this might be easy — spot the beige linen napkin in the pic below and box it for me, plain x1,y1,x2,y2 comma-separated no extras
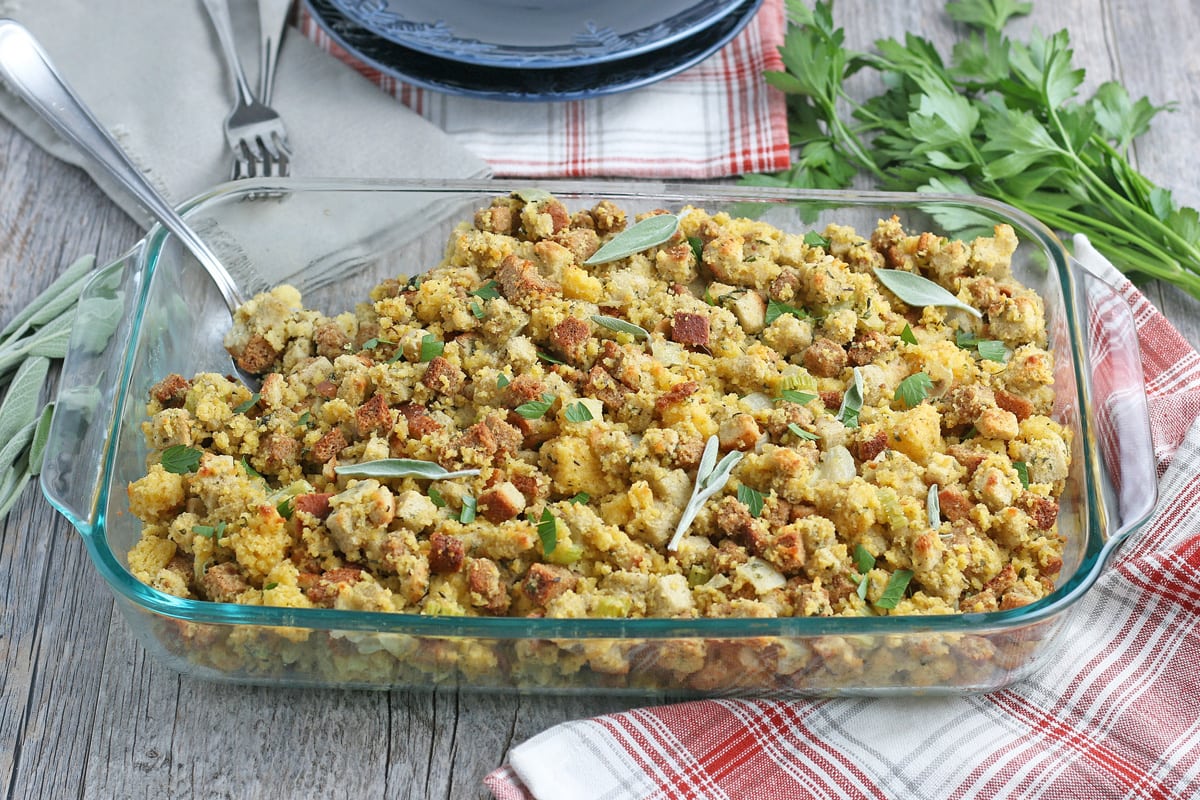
0,0,489,227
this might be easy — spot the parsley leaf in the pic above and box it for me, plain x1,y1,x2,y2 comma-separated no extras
428,487,446,508
976,340,1008,362
161,445,201,474
459,495,477,524
564,401,594,423
536,508,558,555
241,456,262,479
803,231,831,248
568,492,590,504
765,299,809,326
469,301,485,319
854,544,875,574
470,280,501,300
900,324,919,345
1014,460,1030,489
419,334,444,363
496,373,511,389
875,569,914,609
233,393,260,414
737,484,764,517
894,372,933,409
515,392,556,420
836,367,864,429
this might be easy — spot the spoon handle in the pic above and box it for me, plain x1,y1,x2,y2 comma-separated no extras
0,20,245,312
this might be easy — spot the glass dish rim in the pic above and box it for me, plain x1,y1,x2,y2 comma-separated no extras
65,177,1132,641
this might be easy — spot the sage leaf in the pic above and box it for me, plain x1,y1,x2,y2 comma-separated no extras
459,495,478,524
590,314,649,340
873,268,983,319
515,188,552,203
28,403,53,476
667,436,745,551
0,418,36,475
0,356,49,447
0,254,94,342
927,484,941,529
584,214,679,265
0,469,31,521
787,422,819,440
334,458,481,480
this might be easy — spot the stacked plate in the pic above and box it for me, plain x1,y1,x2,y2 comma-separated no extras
305,0,764,101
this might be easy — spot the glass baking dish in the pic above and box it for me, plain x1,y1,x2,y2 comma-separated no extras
41,179,1156,696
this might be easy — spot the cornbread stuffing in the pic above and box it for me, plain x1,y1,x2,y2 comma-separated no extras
127,193,1072,687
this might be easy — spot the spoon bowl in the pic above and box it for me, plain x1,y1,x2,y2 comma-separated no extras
0,20,256,379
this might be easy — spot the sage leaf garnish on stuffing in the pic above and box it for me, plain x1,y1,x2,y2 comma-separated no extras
787,422,819,441
667,436,745,551
590,314,649,340
900,324,919,345
584,214,679,265
873,268,983,319
778,389,817,405
334,458,481,480
459,495,478,524
927,484,941,529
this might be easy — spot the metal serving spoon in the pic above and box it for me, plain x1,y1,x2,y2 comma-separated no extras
0,20,246,316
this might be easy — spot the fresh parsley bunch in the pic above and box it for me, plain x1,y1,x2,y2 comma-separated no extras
751,0,1200,298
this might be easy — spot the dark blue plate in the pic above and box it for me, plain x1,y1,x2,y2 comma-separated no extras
305,0,763,102
329,0,745,68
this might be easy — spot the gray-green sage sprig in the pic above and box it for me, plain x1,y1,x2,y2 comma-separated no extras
666,436,744,552
0,254,97,520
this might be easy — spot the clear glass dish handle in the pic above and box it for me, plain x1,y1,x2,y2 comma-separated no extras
1071,255,1158,559
40,250,143,533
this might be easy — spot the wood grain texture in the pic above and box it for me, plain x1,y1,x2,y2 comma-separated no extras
1,3,1198,798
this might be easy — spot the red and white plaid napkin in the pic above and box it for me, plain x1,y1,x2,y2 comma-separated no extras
484,238,1200,800
298,0,790,179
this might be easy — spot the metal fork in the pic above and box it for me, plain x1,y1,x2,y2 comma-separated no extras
201,0,292,179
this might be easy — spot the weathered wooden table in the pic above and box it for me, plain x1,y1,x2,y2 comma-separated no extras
2,2,1198,797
